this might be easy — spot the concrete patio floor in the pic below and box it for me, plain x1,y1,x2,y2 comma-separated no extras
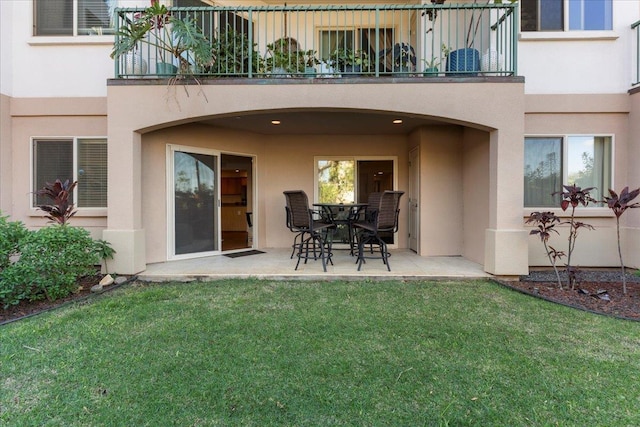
137,248,492,282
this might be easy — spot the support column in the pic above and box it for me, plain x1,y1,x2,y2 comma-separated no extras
102,114,146,274
483,125,529,276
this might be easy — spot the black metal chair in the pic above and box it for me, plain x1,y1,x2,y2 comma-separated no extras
353,190,404,271
283,190,335,271
348,192,382,255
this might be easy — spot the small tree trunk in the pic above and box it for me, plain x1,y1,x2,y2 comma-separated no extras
544,241,563,290
616,216,627,294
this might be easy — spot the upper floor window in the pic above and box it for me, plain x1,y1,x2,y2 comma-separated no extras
524,135,612,208
521,0,612,32
34,0,116,36
33,138,108,208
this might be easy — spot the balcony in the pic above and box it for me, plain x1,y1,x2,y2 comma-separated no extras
112,3,517,80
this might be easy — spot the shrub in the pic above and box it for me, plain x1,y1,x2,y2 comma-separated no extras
1,225,100,305
0,213,28,271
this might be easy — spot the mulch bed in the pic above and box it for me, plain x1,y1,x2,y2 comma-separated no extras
0,274,133,325
500,268,640,321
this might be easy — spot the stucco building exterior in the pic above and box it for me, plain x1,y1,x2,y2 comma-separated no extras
1,0,639,276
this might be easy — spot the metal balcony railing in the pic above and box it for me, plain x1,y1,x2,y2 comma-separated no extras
633,19,640,87
112,3,518,79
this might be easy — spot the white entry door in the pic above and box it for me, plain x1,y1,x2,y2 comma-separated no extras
408,148,419,253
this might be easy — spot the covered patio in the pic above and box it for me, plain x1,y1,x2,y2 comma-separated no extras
137,249,490,282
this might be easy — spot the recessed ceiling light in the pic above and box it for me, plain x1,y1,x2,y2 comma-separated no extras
271,120,281,125
393,119,403,124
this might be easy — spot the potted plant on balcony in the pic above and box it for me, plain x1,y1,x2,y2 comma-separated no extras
302,49,321,77
391,42,416,74
110,1,213,77
329,48,372,77
265,37,303,77
210,26,263,76
422,57,440,75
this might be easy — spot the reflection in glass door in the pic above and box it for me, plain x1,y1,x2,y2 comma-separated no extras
172,149,218,256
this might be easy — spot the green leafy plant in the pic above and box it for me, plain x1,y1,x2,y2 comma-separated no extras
4,226,100,304
329,48,372,73
210,26,263,76
526,211,565,289
36,179,78,225
554,184,596,289
94,239,117,275
0,213,28,271
265,38,304,74
110,1,213,75
603,186,640,294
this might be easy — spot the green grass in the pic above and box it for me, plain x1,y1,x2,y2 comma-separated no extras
2,279,640,426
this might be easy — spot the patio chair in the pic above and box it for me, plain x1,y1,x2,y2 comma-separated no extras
348,192,382,255
353,190,404,271
283,190,335,271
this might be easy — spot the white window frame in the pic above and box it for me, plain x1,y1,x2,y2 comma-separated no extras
523,134,615,216
32,0,116,38
30,137,108,216
313,155,398,203
520,0,616,41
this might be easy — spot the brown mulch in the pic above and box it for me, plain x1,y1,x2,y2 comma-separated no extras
0,274,133,325
500,268,640,321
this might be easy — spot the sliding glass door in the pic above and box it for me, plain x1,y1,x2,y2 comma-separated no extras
169,146,219,258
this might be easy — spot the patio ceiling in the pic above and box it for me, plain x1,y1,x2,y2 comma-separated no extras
201,111,443,135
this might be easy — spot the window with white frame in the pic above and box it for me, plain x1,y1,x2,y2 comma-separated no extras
521,0,612,32
33,138,108,208
34,0,116,36
524,135,612,208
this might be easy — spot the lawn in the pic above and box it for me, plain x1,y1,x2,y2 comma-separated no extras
1,279,639,426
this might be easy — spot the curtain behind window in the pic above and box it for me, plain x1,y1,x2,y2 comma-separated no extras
34,140,73,206
524,137,562,207
77,139,108,207
35,0,73,36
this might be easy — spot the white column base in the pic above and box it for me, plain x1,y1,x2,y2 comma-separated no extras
102,229,146,275
484,228,529,276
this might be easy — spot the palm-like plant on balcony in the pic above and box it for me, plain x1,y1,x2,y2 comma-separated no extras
110,1,213,77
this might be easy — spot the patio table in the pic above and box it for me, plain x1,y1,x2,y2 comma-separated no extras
313,203,367,255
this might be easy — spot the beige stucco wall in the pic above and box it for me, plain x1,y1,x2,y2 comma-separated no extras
418,126,463,256
627,90,640,269
6,97,108,237
462,127,490,265
0,94,11,216
524,94,632,267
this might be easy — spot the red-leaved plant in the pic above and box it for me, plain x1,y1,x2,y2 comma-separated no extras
36,179,78,225
603,186,640,294
526,211,565,289
554,184,596,289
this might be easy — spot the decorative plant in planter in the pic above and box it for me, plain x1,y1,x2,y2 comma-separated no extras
110,1,213,77
422,57,440,75
265,38,304,76
301,49,321,76
391,42,416,73
329,48,372,75
210,26,262,76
